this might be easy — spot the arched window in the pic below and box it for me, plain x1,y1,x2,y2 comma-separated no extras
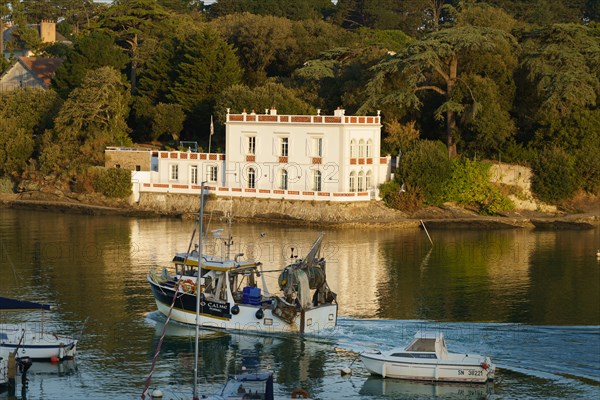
358,171,365,191
366,139,373,157
248,168,256,189
280,169,288,190
350,139,357,158
358,139,365,157
366,170,372,189
349,171,356,192
313,170,322,192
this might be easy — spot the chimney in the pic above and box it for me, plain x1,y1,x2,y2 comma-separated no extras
333,107,345,117
39,20,56,43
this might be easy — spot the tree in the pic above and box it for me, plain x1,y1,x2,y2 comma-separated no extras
168,27,242,115
0,88,62,135
397,140,453,206
40,67,132,176
0,117,35,176
158,0,203,13
214,81,313,121
383,120,420,156
100,0,168,93
486,0,591,25
531,146,579,203
333,0,457,36
457,2,518,32
52,31,129,97
151,102,184,141
208,0,334,21
360,25,517,158
21,0,62,22
211,13,294,86
518,24,599,135
60,0,102,34
0,1,10,67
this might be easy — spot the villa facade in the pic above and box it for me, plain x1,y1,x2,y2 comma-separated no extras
106,109,391,202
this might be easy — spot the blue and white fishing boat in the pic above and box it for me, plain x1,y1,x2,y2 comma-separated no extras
0,297,78,360
147,187,338,335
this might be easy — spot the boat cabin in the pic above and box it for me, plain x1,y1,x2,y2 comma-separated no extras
219,372,274,400
393,332,449,360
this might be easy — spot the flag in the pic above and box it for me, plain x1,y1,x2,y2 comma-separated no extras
210,115,214,136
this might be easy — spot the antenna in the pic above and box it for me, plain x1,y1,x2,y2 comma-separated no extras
224,212,233,260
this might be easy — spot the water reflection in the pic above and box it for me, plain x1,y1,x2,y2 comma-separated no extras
147,316,332,397
359,376,494,399
0,209,598,399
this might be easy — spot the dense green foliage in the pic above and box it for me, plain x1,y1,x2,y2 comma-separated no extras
397,140,453,206
383,148,514,214
531,147,579,203
52,32,129,97
40,67,132,176
0,117,35,176
91,167,132,198
0,0,597,206
444,158,514,214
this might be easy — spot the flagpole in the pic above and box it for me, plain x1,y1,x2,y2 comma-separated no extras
208,115,214,155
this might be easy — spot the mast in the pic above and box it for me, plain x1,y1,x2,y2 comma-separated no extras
193,181,206,400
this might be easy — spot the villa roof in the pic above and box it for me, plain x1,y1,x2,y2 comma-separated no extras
18,56,63,87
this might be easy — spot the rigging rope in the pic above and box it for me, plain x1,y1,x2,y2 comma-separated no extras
141,222,199,399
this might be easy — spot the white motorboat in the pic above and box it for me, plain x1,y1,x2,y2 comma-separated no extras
0,297,78,360
0,349,7,387
360,332,495,383
0,324,77,360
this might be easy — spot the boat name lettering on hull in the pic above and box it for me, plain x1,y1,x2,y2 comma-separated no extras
201,301,230,319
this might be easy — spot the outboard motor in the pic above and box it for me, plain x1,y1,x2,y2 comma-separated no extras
16,356,32,386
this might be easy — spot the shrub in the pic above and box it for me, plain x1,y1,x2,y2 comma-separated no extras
531,146,578,203
445,158,514,215
574,133,600,195
0,176,14,193
379,180,424,211
93,167,132,198
397,140,452,206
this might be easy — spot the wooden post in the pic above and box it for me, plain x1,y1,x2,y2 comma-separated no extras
7,351,16,385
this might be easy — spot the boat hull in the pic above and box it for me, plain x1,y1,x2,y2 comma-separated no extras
149,279,337,335
360,354,494,383
0,352,7,387
0,325,77,360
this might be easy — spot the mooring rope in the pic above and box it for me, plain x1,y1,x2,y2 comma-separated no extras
141,222,199,399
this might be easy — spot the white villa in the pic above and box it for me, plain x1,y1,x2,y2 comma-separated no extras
106,108,391,202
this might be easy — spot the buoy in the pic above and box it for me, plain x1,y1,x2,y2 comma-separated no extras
291,387,310,398
151,389,163,399
341,367,352,376
50,356,60,364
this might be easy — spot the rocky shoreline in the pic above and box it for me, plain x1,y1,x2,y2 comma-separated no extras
1,191,598,230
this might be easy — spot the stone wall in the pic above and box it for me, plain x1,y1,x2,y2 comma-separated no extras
489,162,556,212
137,192,412,226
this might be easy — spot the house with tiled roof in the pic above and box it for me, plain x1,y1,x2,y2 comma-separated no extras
0,56,63,91
2,20,69,60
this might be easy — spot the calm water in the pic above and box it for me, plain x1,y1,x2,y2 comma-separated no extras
0,209,599,399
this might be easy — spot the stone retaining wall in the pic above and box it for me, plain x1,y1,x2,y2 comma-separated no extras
137,192,410,226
